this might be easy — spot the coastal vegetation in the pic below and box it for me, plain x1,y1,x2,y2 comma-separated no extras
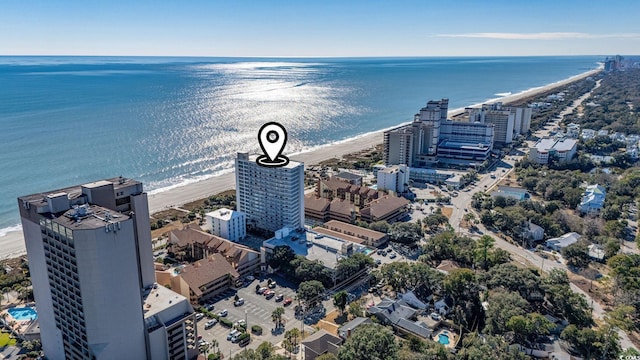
564,69,640,133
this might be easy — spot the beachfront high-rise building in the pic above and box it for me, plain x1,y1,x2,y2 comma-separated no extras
18,177,197,360
384,98,495,168
466,102,532,144
235,153,305,233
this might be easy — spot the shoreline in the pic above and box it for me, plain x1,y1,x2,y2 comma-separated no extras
0,66,602,259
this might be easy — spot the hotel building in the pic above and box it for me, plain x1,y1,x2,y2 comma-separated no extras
384,99,495,168
466,102,532,144
18,177,197,360
235,152,305,233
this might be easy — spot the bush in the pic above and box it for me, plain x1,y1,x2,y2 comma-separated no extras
220,318,233,328
251,325,263,335
208,353,222,360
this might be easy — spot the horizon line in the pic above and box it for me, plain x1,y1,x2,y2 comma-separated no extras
0,53,627,59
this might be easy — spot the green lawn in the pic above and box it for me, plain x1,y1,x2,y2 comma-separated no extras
0,332,17,347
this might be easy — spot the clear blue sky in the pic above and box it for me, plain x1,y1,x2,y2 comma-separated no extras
2,0,639,57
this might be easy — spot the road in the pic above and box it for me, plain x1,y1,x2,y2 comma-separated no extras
445,78,636,351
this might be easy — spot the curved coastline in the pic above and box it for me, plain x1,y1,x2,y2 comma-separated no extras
0,66,602,259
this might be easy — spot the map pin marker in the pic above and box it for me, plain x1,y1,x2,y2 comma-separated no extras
257,122,289,167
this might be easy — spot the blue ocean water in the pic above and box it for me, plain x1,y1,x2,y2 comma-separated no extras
0,56,601,233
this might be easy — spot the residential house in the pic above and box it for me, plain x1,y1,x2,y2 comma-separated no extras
338,317,372,340
588,244,606,262
367,299,432,339
434,297,453,316
301,329,342,360
577,184,606,215
545,232,581,251
523,221,544,241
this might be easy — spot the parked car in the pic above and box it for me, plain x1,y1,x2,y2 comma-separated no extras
205,319,218,329
204,304,215,311
283,298,293,306
275,294,284,302
234,298,245,307
389,253,397,259
218,309,228,317
268,282,277,289
265,292,275,300
195,313,205,321
375,259,381,265
235,319,246,327
257,287,267,294
231,333,242,343
227,329,239,341
246,275,255,281
430,312,441,321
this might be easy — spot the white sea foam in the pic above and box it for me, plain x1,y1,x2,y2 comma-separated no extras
0,224,22,237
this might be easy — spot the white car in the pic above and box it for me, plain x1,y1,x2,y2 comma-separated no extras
227,329,239,341
195,313,204,321
430,312,441,321
205,319,218,329
218,309,228,317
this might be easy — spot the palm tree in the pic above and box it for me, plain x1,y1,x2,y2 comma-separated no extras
272,307,285,329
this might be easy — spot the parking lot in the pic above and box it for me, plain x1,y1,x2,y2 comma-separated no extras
195,276,304,358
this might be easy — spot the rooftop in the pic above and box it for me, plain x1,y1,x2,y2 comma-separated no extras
142,283,191,320
205,208,243,221
338,317,372,339
179,253,240,297
264,228,370,269
360,195,410,219
323,220,387,242
301,329,342,357
237,152,303,170
546,232,581,248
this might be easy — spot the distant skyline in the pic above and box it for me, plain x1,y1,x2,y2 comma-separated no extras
2,0,640,57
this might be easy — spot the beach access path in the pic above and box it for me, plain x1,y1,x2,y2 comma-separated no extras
0,67,602,260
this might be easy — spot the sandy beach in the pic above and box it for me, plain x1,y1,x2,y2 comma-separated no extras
0,67,601,259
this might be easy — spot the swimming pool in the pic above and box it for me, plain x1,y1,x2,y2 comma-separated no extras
7,307,37,321
438,334,450,345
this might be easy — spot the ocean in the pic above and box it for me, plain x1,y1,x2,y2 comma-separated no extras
0,55,601,234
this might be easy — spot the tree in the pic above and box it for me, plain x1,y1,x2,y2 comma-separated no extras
474,235,495,270
316,354,338,360
561,242,590,269
484,290,529,335
333,291,348,315
282,339,295,359
284,328,300,349
338,324,398,360
561,325,621,360
389,222,422,243
604,238,621,259
482,263,541,300
297,280,325,307
272,307,285,328
506,313,554,346
369,221,390,234
457,333,528,360
268,245,296,270
348,301,363,319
